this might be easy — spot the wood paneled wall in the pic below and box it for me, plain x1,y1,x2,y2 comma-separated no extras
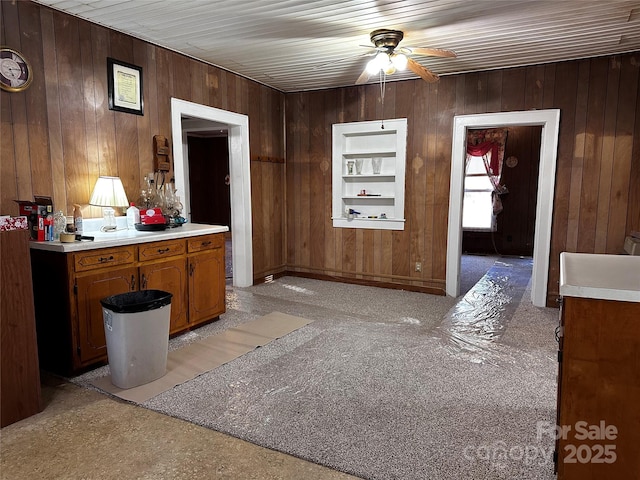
0,1,285,279
2,2,638,302
286,54,640,304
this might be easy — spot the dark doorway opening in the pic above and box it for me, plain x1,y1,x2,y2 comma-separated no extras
187,135,231,226
187,134,233,279
462,126,542,257
460,125,542,296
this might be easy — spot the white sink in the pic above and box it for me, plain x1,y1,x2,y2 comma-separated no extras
560,252,640,302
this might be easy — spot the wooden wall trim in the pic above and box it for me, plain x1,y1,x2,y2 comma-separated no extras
285,270,445,296
287,263,446,289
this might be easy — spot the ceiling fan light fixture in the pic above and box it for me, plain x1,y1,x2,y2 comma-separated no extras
366,58,380,75
367,52,389,74
357,29,454,85
383,63,396,75
391,53,407,71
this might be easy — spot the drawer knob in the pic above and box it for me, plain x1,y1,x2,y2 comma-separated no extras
157,248,170,254
201,241,212,247
99,255,114,263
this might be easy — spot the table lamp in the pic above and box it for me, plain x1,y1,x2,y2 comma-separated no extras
89,176,129,231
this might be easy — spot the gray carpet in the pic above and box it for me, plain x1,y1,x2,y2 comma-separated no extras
460,253,500,296
73,272,559,480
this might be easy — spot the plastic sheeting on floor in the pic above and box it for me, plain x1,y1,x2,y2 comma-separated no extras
435,257,533,365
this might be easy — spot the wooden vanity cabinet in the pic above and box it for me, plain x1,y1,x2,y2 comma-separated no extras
75,266,137,365
555,296,640,480
29,247,134,374
187,233,226,324
138,239,188,334
71,245,138,365
140,257,188,334
30,233,225,375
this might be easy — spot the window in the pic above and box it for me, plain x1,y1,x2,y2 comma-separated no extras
462,155,495,231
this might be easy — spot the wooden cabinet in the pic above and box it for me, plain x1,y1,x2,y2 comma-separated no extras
332,118,407,230
138,238,189,334
75,266,137,365
138,238,186,262
141,257,188,334
30,232,225,375
74,245,136,272
1,230,42,427
187,234,226,323
555,296,640,480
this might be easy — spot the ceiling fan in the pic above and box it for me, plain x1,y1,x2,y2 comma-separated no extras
356,29,456,84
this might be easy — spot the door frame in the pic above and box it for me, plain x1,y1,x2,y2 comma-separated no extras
171,98,253,288
446,109,560,307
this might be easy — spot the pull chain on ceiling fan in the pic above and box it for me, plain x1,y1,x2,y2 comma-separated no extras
356,29,456,85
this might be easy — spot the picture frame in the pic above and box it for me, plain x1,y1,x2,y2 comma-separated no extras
107,57,143,115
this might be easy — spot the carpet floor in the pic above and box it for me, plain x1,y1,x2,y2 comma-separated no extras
72,264,559,480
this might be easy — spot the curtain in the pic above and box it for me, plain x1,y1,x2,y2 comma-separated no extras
466,129,508,215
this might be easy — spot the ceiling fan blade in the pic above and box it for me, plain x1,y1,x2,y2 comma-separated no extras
405,47,457,58
355,67,371,85
407,58,439,83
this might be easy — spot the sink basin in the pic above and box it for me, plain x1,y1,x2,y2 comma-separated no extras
560,252,640,302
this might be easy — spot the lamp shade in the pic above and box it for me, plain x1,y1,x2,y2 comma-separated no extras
89,176,130,207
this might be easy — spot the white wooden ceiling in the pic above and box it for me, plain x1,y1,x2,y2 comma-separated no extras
34,0,640,92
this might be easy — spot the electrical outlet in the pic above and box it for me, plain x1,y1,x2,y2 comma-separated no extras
415,262,422,272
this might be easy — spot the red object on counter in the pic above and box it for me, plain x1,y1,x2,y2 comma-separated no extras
140,208,167,225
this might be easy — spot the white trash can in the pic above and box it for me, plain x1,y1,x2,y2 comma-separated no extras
101,290,172,389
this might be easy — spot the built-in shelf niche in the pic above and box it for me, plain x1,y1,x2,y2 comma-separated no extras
332,118,407,230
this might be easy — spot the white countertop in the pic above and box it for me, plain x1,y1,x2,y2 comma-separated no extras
29,223,229,253
560,252,640,303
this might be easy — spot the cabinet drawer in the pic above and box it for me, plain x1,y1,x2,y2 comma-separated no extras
138,239,186,262
188,234,224,253
74,246,135,272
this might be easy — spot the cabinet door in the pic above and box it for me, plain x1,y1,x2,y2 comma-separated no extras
557,297,640,480
140,258,188,334
75,267,137,366
188,248,225,325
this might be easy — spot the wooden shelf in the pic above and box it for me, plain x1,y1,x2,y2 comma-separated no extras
342,174,395,180
342,150,396,158
342,195,395,199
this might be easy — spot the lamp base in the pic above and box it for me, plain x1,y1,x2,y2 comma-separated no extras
102,207,117,232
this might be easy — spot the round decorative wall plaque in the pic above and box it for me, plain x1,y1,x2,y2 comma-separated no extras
506,156,518,168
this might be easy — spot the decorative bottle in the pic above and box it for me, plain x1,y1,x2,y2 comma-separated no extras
73,204,83,234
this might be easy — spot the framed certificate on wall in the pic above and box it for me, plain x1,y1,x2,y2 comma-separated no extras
107,57,143,115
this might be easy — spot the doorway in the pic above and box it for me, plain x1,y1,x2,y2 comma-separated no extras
171,98,253,288
187,133,233,280
187,134,231,227
446,109,560,308
460,125,542,295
